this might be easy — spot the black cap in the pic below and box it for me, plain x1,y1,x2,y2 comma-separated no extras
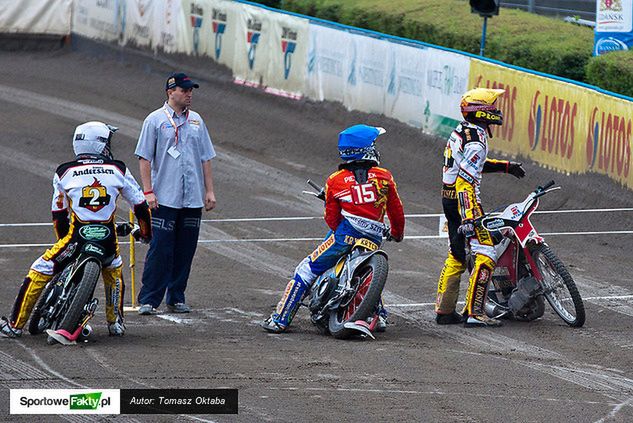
166,72,200,90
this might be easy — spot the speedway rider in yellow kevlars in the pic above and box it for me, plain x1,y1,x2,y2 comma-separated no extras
1,121,152,339
435,88,526,327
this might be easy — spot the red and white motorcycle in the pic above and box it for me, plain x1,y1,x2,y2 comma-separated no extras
476,181,585,327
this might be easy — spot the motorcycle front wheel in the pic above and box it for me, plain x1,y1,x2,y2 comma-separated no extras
531,244,585,327
28,275,61,335
329,254,388,339
58,260,101,334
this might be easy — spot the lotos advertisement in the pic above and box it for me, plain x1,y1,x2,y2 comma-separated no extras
469,59,633,189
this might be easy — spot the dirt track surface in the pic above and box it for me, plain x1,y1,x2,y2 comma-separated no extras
1,41,632,422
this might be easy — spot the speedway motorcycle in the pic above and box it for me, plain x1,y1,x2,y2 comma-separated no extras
28,222,140,345
475,181,585,327
302,180,392,339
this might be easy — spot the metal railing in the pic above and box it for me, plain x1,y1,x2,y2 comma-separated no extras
500,0,596,22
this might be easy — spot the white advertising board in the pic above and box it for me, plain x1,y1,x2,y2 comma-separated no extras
0,0,72,35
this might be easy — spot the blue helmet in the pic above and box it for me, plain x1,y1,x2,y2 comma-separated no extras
338,124,385,163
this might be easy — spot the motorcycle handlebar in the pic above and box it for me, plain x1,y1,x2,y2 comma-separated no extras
534,180,556,198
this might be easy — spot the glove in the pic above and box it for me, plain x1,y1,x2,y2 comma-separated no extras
115,223,132,237
457,220,476,239
131,227,151,244
508,162,525,178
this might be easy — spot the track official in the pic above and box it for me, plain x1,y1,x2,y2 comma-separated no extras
135,72,216,315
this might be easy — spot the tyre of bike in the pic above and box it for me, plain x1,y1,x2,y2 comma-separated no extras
28,275,61,335
531,244,585,327
329,253,388,339
58,260,101,333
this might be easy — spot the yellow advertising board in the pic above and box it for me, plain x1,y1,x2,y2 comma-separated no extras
469,59,633,189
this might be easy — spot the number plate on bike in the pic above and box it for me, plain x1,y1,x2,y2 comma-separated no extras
354,238,378,251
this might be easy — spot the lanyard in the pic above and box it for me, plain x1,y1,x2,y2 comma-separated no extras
162,106,188,146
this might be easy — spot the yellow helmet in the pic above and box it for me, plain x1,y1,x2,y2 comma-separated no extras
460,88,505,126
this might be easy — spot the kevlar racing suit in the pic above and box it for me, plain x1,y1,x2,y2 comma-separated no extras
270,161,405,329
436,121,514,317
8,156,152,330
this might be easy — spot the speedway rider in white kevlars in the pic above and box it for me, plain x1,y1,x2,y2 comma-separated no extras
435,88,525,327
1,121,152,339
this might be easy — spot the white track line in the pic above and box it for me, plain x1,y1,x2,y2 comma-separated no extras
2,206,632,227
387,294,633,308
1,230,632,249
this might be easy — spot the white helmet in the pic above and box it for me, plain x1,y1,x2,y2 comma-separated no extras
73,121,117,159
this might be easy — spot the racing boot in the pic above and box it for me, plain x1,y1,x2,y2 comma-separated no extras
261,278,308,333
463,253,500,328
435,253,466,316
435,311,464,325
0,317,22,338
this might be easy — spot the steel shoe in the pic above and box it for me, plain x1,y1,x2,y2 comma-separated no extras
260,316,286,333
108,321,125,336
464,314,503,327
1,317,22,338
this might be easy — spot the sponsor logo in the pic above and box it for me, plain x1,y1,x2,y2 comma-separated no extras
160,0,175,47
595,37,628,55
56,242,77,263
190,3,203,55
354,238,378,251
79,178,111,212
84,243,106,255
457,169,475,185
527,90,577,158
212,8,227,60
586,106,631,178
132,0,150,38
72,168,114,177
485,218,506,230
247,18,262,70
510,206,522,218
281,27,298,80
79,225,110,241
311,234,335,261
474,110,502,122
428,65,467,96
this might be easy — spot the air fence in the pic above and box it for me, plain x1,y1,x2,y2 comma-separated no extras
2,0,632,190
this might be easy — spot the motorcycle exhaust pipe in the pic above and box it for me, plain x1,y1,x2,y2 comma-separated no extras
484,302,501,318
79,324,92,339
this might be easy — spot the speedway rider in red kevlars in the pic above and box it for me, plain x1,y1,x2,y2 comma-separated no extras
1,121,152,339
262,124,405,333
435,88,526,327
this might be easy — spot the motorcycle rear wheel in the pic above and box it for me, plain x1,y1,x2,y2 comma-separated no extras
58,260,100,334
531,244,585,327
329,254,388,339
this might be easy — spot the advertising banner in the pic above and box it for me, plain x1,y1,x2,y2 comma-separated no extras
594,0,633,55
180,0,214,56
123,0,154,48
233,3,273,87
0,0,71,35
72,0,125,43
306,23,351,103
263,9,309,97
152,0,186,53
206,0,238,68
470,59,633,189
